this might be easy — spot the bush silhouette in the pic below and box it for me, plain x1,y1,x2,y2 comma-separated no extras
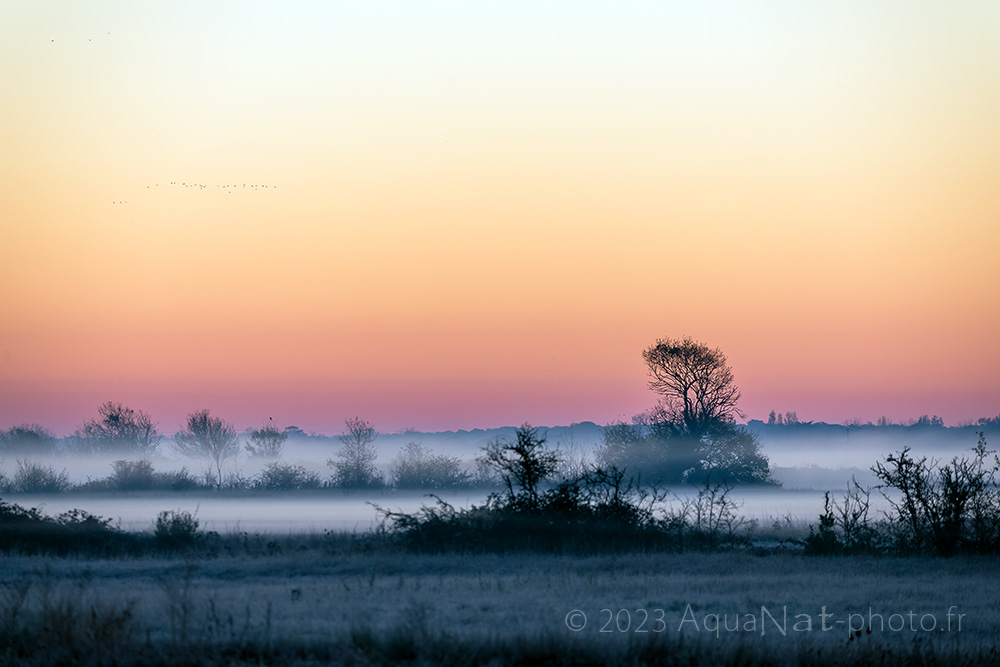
390,442,470,489
255,462,321,490
872,434,1000,555
154,510,201,550
0,498,133,555
6,460,71,493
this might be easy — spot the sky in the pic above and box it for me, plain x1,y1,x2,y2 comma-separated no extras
2,2,999,436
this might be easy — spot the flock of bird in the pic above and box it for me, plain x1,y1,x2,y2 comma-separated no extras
112,181,279,204
147,181,278,191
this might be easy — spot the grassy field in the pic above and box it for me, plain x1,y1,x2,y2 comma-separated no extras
1,538,997,666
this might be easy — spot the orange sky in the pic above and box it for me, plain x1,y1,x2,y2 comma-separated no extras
2,2,999,435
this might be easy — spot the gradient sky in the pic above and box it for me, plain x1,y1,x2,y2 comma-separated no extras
2,2,999,436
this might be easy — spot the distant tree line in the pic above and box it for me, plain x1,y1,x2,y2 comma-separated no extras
3,334,996,493
762,411,1000,429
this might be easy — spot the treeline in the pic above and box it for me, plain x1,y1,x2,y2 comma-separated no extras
5,425,998,559
0,402,268,460
0,453,487,495
760,410,1000,429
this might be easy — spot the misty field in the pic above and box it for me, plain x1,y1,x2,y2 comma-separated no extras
2,540,998,666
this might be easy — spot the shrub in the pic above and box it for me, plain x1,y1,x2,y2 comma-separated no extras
108,459,157,490
159,466,202,491
245,424,288,458
255,462,322,490
804,433,1000,557
664,477,753,550
378,426,678,553
481,424,559,509
0,498,131,554
470,456,500,487
78,461,205,492
804,492,841,556
8,460,71,493
154,510,201,550
389,442,470,489
804,477,878,556
0,424,57,456
872,434,1000,555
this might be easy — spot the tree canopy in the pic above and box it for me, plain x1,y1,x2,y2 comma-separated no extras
642,336,742,438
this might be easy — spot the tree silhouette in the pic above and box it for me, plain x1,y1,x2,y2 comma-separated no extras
597,337,773,484
641,336,742,439
73,402,160,456
481,424,559,509
173,410,240,488
245,424,288,458
328,417,383,488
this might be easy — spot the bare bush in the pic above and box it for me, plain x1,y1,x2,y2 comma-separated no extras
389,442,470,489
7,460,71,493
255,462,321,490
804,478,877,555
666,478,750,550
870,434,1000,555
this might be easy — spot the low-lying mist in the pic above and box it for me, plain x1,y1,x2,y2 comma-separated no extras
1,423,990,534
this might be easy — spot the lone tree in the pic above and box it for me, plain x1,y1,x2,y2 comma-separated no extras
73,401,161,457
245,422,288,458
606,336,772,484
173,410,241,488
642,336,742,438
328,417,383,488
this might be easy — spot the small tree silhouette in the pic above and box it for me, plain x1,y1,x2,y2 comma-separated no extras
328,417,383,488
481,424,559,509
172,410,240,488
73,402,160,456
245,423,288,458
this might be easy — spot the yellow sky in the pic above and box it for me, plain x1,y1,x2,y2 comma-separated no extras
2,2,999,434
